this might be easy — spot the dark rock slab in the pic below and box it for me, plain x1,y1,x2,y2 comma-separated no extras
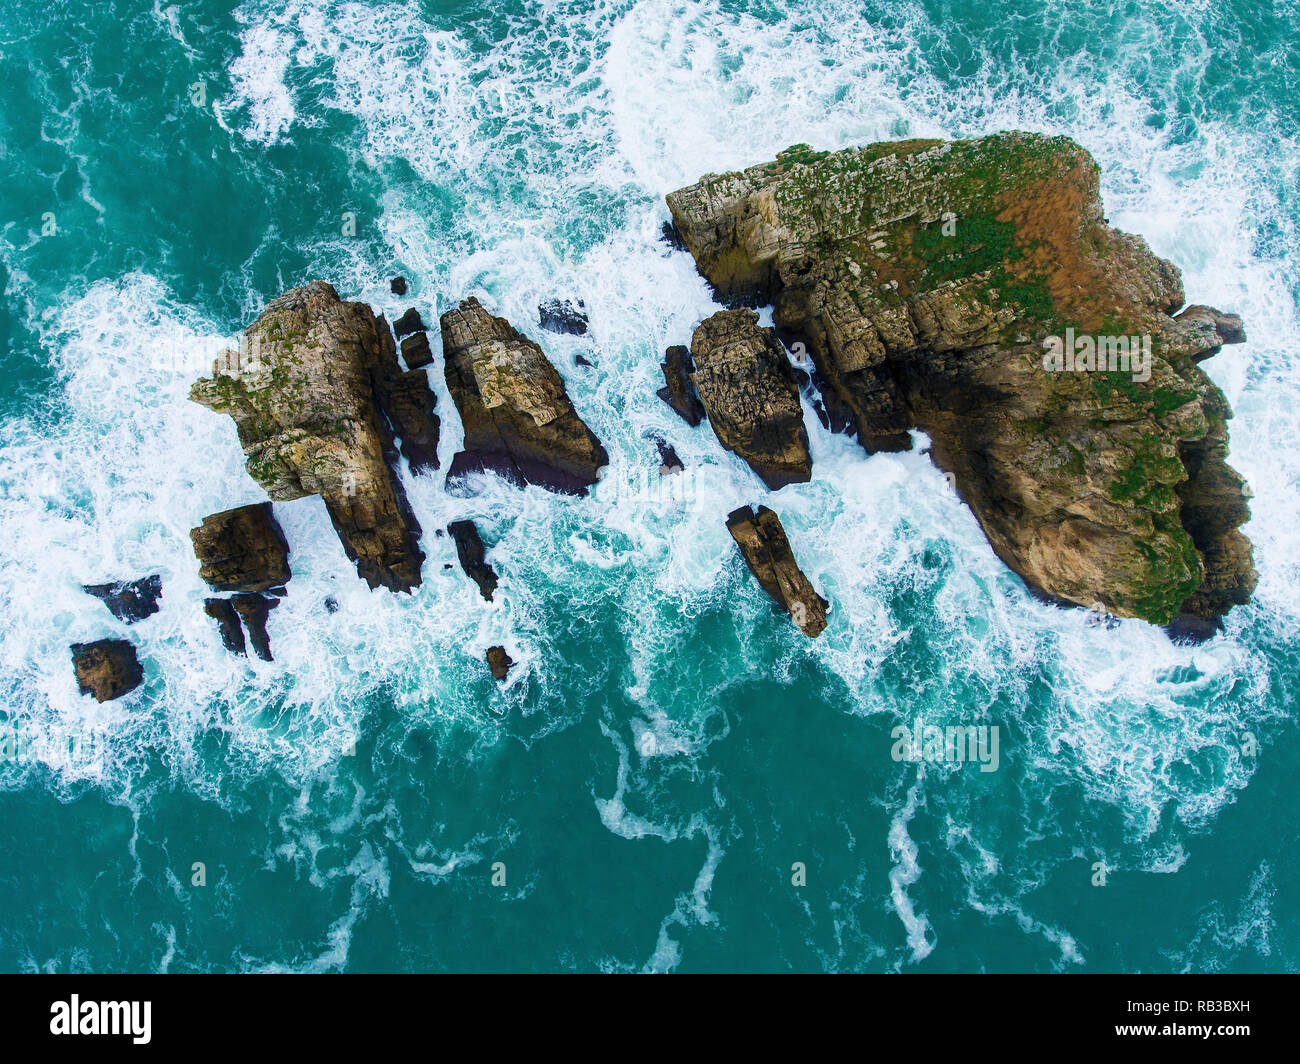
538,298,588,336
191,503,290,593
204,598,246,655
232,593,277,662
375,365,440,473
82,574,162,624
390,276,408,296
394,308,426,339
651,434,684,474
656,345,707,427
400,331,434,370
447,519,499,602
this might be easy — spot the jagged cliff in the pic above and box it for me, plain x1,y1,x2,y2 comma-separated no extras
191,282,432,592
667,132,1255,630
440,297,608,495
689,310,812,490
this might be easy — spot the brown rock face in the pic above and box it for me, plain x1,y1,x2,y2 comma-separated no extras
190,282,432,592
689,310,812,490
486,645,514,681
440,297,608,495
190,503,290,593
71,639,143,702
668,134,1256,630
726,505,828,637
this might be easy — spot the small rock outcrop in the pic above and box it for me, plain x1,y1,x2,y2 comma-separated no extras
191,503,289,660
82,575,162,624
726,506,828,638
440,297,608,495
668,134,1256,630
190,283,431,592
486,645,514,681
401,332,434,370
447,519,499,601
71,639,144,702
657,345,707,427
203,598,247,655
538,298,589,335
689,310,812,490
390,276,408,296
190,503,290,593
394,308,426,338
651,434,684,474
232,593,277,662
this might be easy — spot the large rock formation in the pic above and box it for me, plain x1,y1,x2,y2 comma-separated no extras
190,282,433,592
689,310,812,489
726,506,828,638
190,503,290,593
440,297,608,495
668,133,1256,630
71,639,143,702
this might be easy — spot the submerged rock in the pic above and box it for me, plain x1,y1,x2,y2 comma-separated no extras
656,345,707,427
486,645,514,681
70,639,143,702
726,505,828,638
190,503,290,593
440,297,608,495
82,574,162,624
190,283,430,592
447,519,499,601
538,298,589,336
689,310,812,490
668,133,1256,629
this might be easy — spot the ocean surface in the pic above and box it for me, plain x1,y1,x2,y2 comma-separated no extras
0,0,1296,973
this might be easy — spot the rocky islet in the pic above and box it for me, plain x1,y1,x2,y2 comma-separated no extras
75,131,1258,698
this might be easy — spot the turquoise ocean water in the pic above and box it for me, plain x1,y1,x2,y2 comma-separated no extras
0,0,1297,972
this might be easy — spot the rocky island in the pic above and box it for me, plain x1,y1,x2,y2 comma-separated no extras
190,282,432,593
667,131,1255,633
